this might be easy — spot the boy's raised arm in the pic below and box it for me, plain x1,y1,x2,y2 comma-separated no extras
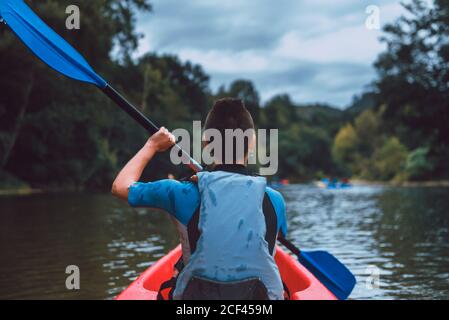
111,127,176,201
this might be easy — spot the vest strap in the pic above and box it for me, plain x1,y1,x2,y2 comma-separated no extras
262,193,278,255
157,277,177,300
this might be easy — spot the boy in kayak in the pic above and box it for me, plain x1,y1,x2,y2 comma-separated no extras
112,98,287,300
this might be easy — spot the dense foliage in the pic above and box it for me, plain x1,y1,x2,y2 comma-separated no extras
0,0,447,191
334,0,449,181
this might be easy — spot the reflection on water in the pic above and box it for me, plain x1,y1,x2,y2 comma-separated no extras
283,185,449,299
0,185,448,300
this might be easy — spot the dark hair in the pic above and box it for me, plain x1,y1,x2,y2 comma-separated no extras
204,98,255,163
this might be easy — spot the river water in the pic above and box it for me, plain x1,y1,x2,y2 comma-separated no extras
0,185,448,300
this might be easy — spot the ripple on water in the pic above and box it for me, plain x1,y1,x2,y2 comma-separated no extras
0,187,448,299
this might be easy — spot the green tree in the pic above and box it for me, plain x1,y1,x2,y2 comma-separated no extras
354,109,381,156
372,137,408,181
375,0,449,177
277,124,334,179
333,108,409,181
261,95,297,129
405,147,435,180
333,123,359,166
0,0,152,188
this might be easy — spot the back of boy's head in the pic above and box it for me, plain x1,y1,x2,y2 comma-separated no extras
204,98,255,163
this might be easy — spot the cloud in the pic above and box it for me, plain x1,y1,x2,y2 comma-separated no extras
177,49,271,73
209,61,374,106
136,0,406,108
275,26,385,63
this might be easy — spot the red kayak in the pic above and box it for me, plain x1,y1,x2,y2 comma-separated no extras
116,245,336,300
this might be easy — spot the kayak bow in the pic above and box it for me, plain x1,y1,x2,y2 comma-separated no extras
116,245,337,300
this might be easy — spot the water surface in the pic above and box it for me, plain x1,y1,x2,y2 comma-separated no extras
0,185,448,299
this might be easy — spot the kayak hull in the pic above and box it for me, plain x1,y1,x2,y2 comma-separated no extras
116,245,337,300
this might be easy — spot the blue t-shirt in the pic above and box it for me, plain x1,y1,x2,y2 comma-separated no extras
128,179,288,236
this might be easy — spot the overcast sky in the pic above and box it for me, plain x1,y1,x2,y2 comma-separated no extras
136,0,407,108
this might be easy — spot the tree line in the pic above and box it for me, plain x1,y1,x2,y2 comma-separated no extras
0,0,447,191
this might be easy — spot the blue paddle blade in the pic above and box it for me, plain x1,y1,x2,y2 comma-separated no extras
299,251,356,300
0,0,106,87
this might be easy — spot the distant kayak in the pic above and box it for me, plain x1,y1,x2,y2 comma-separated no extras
116,245,336,300
316,178,352,190
269,179,290,189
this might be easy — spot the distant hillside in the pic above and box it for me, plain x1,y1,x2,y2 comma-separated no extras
345,92,377,117
295,104,344,137
295,92,376,126
296,104,345,120
290,93,376,138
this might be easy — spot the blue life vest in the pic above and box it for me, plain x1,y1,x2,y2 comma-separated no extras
173,170,284,300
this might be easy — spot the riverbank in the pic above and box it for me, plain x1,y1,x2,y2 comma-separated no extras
2,179,449,197
350,179,449,188
0,188,44,196
0,186,91,196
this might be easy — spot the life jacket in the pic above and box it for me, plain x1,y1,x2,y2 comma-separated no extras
172,169,284,300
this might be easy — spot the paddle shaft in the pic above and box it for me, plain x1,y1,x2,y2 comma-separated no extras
278,236,301,256
102,85,203,173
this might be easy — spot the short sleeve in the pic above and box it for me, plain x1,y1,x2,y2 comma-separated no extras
266,187,288,236
128,180,200,226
